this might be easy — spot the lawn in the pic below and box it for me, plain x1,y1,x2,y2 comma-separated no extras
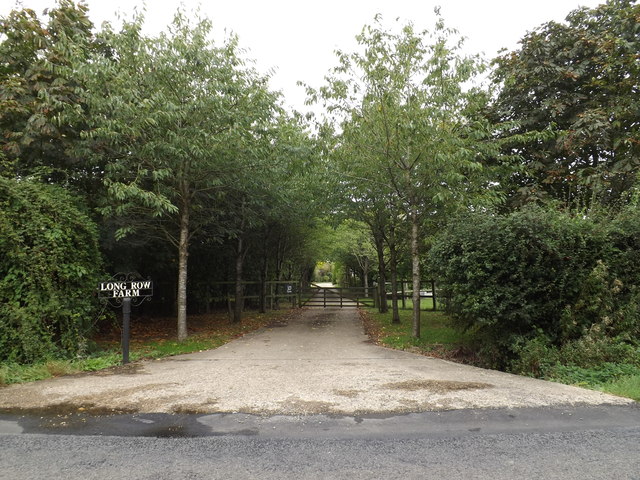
360,304,473,361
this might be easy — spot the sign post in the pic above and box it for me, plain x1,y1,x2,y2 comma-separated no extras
98,272,153,365
122,297,131,364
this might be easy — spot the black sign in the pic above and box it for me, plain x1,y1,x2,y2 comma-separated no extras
98,272,153,308
97,272,153,365
99,280,153,299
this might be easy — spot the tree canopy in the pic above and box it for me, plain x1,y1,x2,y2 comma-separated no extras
491,0,640,210
309,14,506,336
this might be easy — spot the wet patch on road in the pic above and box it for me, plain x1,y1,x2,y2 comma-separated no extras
0,403,136,417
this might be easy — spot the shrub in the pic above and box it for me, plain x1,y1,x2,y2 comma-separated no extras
559,330,639,369
430,205,640,369
0,177,103,363
509,332,560,377
429,207,602,366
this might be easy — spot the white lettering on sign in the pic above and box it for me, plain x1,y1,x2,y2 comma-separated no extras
98,280,153,299
112,289,140,298
100,281,152,291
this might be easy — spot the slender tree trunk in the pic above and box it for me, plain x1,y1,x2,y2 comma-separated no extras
274,237,285,309
363,256,369,298
259,253,268,313
410,206,421,338
259,229,269,313
374,233,388,313
389,242,400,324
177,205,189,341
233,235,245,323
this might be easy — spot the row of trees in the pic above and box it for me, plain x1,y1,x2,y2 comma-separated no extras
0,1,325,362
310,0,639,345
308,12,520,335
1,0,638,365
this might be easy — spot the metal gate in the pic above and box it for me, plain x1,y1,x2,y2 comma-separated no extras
301,284,374,308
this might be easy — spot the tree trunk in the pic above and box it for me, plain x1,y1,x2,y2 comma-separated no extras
410,206,421,338
259,230,269,313
389,240,400,324
274,237,285,309
374,233,388,313
363,256,369,298
177,205,189,341
233,234,245,323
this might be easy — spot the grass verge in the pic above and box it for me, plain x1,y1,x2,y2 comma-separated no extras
0,309,293,386
361,305,473,361
545,363,640,402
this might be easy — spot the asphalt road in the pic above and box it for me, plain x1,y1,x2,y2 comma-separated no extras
1,405,639,479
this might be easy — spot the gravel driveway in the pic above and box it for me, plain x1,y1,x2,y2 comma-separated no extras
0,307,633,415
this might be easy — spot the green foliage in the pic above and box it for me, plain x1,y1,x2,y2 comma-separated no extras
491,0,640,209
606,205,640,298
559,326,639,368
600,374,640,401
430,205,640,367
311,13,507,336
74,354,121,372
550,363,640,388
509,332,561,378
0,177,103,363
0,0,99,193
429,207,601,365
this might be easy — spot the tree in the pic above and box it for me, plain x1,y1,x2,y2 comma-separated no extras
491,0,640,210
310,13,502,337
328,220,376,292
0,0,98,194
72,11,280,339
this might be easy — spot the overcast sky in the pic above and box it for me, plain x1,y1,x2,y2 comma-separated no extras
2,0,606,112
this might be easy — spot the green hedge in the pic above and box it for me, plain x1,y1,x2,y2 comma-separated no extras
0,177,103,363
429,206,640,367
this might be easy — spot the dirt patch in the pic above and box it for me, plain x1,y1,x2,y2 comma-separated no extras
383,380,493,394
171,400,220,414
266,321,288,328
279,397,337,414
333,389,362,398
310,313,335,328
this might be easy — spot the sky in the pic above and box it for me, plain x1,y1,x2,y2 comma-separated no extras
2,0,607,113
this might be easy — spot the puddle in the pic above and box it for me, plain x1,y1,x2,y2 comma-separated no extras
145,424,195,438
